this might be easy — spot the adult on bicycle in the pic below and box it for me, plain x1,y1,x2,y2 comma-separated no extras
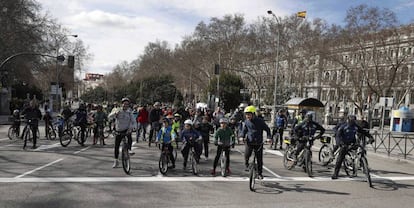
21,100,42,149
180,119,202,170
93,105,108,145
331,115,373,179
108,97,136,168
156,117,177,169
11,109,21,137
292,112,325,161
240,105,271,179
273,109,287,150
74,103,88,146
149,102,163,145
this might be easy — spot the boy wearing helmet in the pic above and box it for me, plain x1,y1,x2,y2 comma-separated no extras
196,116,214,161
240,105,271,179
211,118,235,176
180,119,202,170
156,117,177,169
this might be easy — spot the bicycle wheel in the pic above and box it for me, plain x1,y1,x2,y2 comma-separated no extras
122,142,131,174
8,126,17,140
343,151,355,176
220,152,226,177
23,127,33,150
159,153,168,175
305,150,313,177
60,129,72,147
48,125,57,140
283,146,295,170
318,144,332,166
191,151,198,175
249,164,256,192
360,156,372,187
103,125,111,138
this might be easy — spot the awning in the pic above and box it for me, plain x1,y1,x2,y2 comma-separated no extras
285,97,324,109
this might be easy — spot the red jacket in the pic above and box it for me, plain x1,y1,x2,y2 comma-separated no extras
137,108,149,123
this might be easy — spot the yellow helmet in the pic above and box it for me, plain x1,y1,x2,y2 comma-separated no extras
244,105,256,114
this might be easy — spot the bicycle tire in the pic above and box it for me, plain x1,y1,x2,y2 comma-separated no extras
159,153,168,175
305,150,313,177
249,164,256,192
60,129,72,147
220,152,226,177
360,156,372,187
103,125,110,138
191,151,198,175
23,128,31,150
343,151,355,176
283,146,295,170
122,143,131,174
48,125,57,140
318,144,332,166
8,126,17,140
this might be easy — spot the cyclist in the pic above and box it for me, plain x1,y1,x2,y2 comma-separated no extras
21,100,42,149
332,115,374,179
156,117,177,169
211,118,235,176
172,113,182,138
74,103,88,146
196,116,214,161
149,102,163,145
180,119,202,170
292,109,307,129
108,97,136,168
273,109,287,149
293,112,325,161
240,105,271,179
93,105,108,145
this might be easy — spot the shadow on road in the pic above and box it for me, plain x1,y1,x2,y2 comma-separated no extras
257,182,350,195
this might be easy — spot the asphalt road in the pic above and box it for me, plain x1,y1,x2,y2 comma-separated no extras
0,125,413,208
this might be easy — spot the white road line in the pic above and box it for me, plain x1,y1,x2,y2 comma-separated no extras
234,148,281,178
2,176,414,183
33,142,61,152
0,138,10,141
74,146,91,154
265,149,284,157
14,158,64,178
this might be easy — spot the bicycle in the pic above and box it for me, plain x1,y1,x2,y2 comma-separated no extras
73,125,86,146
8,122,21,140
93,123,106,145
341,140,373,187
59,119,75,147
21,119,37,150
283,136,315,177
45,122,57,140
158,142,175,175
114,131,131,174
185,137,200,175
249,143,263,192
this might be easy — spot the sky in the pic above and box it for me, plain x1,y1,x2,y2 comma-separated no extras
37,0,414,76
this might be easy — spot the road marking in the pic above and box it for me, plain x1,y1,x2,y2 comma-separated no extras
33,142,61,152
265,149,284,157
234,148,281,178
2,176,414,183
74,146,91,154
0,138,10,141
14,158,64,178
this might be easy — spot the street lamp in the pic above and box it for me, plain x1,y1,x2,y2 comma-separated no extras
267,10,281,127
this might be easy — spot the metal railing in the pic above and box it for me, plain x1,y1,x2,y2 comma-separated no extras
370,130,414,159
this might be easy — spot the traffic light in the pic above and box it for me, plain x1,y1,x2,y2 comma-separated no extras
68,55,75,69
214,64,220,75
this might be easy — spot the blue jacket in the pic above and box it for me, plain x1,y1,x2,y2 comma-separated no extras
180,128,201,144
156,126,176,143
337,123,370,144
241,117,271,145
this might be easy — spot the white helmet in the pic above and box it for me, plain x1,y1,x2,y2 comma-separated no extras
184,119,193,125
13,109,20,115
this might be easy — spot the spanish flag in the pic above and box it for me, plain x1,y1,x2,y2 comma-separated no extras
297,11,306,18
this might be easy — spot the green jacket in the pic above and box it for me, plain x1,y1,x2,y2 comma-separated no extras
214,127,235,147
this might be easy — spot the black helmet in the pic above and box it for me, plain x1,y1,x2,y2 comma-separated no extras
300,109,307,114
305,112,313,121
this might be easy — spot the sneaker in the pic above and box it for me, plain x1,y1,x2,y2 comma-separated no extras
226,168,231,175
257,174,264,179
128,150,135,155
244,164,249,172
331,175,338,180
279,145,283,150
183,163,187,170
112,159,119,168
171,164,175,169
205,156,208,161
31,146,37,149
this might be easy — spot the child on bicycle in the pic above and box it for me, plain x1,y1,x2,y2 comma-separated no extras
12,109,21,137
93,105,108,145
180,119,202,170
211,118,235,176
42,110,53,139
156,117,177,169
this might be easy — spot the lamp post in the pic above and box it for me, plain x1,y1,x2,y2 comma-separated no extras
267,10,280,127
55,34,77,112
